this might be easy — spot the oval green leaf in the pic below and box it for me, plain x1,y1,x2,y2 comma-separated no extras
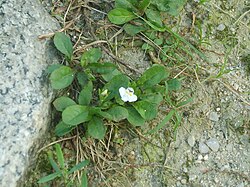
62,105,90,126
127,106,145,127
88,62,117,74
54,32,73,61
108,8,136,25
87,117,106,139
50,66,74,89
137,64,169,89
55,121,74,137
80,48,102,66
53,96,76,111
78,81,93,105
107,106,128,122
132,101,158,121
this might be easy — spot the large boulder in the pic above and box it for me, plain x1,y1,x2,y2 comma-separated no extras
0,0,59,186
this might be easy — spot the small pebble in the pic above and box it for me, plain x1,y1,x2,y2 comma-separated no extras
199,142,210,154
214,177,219,183
181,179,187,184
204,154,209,160
236,183,245,187
183,167,188,173
209,112,219,122
187,135,196,147
198,154,203,160
206,138,220,152
217,24,226,31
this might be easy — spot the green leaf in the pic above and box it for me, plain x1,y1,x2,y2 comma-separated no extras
142,93,163,105
87,117,106,139
133,101,158,120
78,81,93,105
134,12,166,32
68,160,90,174
45,64,63,74
145,8,163,27
55,121,74,136
53,32,73,61
147,109,175,134
176,97,193,107
167,78,181,91
124,23,146,36
81,171,88,187
62,105,90,126
107,106,128,122
48,151,61,173
55,144,64,169
138,0,151,12
151,0,186,16
77,72,89,87
38,172,61,184
53,96,76,111
88,62,117,74
89,107,113,120
80,48,102,66
115,0,138,11
104,74,129,100
50,66,74,89
137,65,169,89
108,8,136,25
167,0,186,16
101,69,121,82
141,43,154,51
127,107,145,126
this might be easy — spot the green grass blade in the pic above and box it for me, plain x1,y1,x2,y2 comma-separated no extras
48,151,61,173
176,97,193,107
37,172,61,184
146,109,175,134
80,171,88,187
55,144,65,169
68,160,90,175
164,26,208,62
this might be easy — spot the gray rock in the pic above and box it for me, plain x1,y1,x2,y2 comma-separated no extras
0,0,59,186
206,138,220,152
199,142,210,154
208,112,219,122
187,135,196,147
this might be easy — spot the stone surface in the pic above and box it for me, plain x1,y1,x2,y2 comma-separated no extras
187,135,196,147
0,0,59,186
208,112,219,122
206,138,220,152
199,142,210,154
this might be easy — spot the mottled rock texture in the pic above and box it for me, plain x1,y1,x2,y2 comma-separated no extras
0,0,59,186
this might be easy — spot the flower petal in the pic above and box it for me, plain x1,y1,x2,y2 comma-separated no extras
119,87,126,96
128,95,137,102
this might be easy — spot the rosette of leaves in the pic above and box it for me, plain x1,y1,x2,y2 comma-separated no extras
48,32,184,140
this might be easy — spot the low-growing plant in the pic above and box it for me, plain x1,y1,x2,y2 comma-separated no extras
39,0,202,185
107,0,208,62
48,32,182,140
38,144,89,186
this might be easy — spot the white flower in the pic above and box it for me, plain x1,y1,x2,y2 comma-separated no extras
119,87,137,102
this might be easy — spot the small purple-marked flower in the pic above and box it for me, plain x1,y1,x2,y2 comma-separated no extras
119,87,137,102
